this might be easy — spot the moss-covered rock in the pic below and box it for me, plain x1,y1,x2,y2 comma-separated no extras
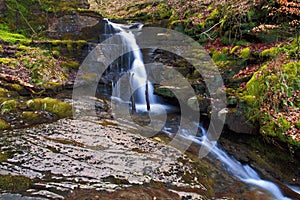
21,111,42,124
260,47,279,58
1,99,18,114
240,47,251,59
26,97,72,118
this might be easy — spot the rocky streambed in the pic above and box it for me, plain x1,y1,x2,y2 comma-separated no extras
2,104,280,200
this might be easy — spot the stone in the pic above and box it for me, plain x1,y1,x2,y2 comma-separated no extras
225,109,255,134
46,12,104,41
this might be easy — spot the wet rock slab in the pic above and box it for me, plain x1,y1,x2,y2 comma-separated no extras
0,118,209,199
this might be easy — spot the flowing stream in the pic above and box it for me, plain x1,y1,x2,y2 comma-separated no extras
103,20,299,200
182,125,293,200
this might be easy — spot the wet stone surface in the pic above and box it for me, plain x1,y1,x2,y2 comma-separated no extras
0,118,210,199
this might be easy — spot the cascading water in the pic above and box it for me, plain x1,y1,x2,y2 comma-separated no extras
102,19,299,199
181,125,297,200
104,19,157,111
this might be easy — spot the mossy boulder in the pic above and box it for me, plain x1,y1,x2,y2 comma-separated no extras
26,98,72,118
259,47,279,58
21,111,43,124
240,47,251,59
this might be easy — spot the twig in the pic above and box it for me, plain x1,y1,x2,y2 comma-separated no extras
197,20,224,39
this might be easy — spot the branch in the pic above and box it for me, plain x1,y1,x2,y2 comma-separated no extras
0,73,36,93
6,2,37,36
197,20,224,39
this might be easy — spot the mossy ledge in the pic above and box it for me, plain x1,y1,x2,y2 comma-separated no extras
26,97,72,118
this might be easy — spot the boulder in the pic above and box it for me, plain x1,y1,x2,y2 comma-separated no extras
225,108,256,134
46,11,104,41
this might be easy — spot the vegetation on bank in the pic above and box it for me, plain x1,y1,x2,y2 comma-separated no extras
99,0,299,149
113,0,299,148
0,25,76,129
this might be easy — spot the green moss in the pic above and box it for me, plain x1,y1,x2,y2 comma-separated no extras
0,174,32,192
261,121,278,137
230,45,240,54
240,47,251,59
0,119,10,130
245,65,269,97
295,121,300,130
66,42,73,54
51,40,61,46
211,50,227,62
80,73,97,82
281,62,299,78
206,8,220,22
26,98,72,118
221,47,229,55
1,100,18,114
0,58,16,65
61,61,79,69
52,50,60,58
0,88,9,97
260,47,279,58
0,29,29,44
277,117,291,131
42,82,63,91
21,111,41,124
153,3,173,19
11,84,24,92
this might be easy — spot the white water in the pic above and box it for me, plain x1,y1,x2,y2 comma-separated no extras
103,19,298,199
105,19,157,111
183,125,292,200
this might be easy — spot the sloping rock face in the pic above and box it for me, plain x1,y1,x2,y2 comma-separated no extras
46,12,104,41
0,118,212,199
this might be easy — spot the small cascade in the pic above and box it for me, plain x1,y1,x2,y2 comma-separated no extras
104,19,157,112
182,125,295,200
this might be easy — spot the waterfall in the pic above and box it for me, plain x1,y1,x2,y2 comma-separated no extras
104,19,157,111
181,125,294,200
101,19,298,199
